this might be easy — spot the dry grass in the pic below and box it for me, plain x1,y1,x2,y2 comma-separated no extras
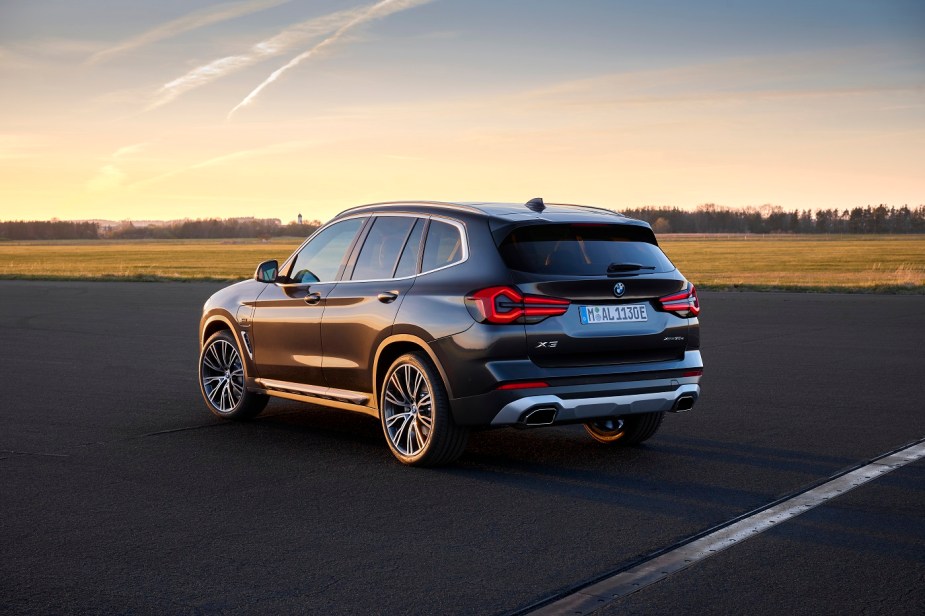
659,236,925,291
1,235,923,293
0,238,302,281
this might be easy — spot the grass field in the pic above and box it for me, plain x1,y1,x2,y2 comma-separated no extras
1,235,923,293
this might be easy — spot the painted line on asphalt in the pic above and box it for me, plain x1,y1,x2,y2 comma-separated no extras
524,438,925,616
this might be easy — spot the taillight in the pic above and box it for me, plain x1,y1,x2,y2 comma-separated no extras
466,286,570,324
659,283,700,317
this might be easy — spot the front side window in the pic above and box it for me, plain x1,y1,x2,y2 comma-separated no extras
288,218,364,283
421,220,464,273
350,216,417,280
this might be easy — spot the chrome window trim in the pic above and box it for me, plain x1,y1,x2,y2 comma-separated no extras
337,213,469,284
280,210,470,285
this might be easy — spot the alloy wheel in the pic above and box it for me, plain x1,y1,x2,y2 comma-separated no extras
382,363,433,456
200,338,245,413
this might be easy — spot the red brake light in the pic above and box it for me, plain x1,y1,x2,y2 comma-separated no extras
659,283,700,317
466,286,570,324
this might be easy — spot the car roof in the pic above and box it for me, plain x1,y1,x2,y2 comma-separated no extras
334,200,651,228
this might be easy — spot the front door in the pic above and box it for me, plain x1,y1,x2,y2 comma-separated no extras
250,217,367,386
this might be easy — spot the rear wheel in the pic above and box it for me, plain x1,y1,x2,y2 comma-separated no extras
380,352,468,466
199,330,268,420
584,412,664,445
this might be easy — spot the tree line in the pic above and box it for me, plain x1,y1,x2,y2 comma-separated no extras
622,204,925,234
104,218,321,240
2,205,923,240
0,220,100,240
0,218,321,241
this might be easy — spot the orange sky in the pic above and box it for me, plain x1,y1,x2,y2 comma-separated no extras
1,0,923,223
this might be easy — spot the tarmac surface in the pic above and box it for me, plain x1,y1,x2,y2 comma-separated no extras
1,281,923,615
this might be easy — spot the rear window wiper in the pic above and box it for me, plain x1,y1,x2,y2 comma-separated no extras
608,262,656,274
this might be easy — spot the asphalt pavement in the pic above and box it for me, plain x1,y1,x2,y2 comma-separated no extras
1,281,922,615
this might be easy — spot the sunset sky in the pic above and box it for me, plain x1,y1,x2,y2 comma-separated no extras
1,0,923,224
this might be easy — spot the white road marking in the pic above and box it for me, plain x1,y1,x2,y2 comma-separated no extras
530,439,925,615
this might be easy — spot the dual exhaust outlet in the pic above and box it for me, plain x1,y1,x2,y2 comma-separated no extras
517,393,696,427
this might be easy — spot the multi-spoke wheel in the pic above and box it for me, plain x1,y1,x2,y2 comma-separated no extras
380,352,468,466
199,330,268,420
583,412,664,445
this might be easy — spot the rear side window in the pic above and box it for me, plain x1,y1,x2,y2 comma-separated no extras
421,220,464,273
498,223,675,276
351,216,416,280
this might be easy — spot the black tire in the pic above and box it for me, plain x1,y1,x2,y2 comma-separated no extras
379,352,469,466
198,330,268,420
583,411,664,445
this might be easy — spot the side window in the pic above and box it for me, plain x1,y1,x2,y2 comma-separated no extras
421,220,464,273
350,216,416,280
288,218,364,283
393,218,425,278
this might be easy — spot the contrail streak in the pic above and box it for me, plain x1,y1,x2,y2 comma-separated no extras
88,0,291,65
147,6,363,110
227,0,434,119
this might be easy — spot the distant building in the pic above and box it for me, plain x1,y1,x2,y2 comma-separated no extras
298,213,303,225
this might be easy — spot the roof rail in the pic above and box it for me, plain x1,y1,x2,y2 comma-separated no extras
335,200,484,217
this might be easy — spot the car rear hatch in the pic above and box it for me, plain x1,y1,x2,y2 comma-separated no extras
494,222,691,368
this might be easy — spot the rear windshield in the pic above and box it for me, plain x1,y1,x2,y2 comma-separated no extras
498,224,675,276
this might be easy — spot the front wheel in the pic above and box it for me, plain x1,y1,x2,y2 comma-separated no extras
584,412,664,445
380,352,468,466
199,330,268,420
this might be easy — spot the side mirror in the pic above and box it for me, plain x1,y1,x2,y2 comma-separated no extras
254,259,279,283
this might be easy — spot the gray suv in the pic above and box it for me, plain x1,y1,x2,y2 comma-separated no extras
198,199,702,466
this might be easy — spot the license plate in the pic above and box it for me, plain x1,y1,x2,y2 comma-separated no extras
579,304,648,324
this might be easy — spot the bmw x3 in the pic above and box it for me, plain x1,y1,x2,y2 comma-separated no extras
198,199,702,466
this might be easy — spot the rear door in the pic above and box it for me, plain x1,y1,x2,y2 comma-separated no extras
496,222,690,368
321,216,424,394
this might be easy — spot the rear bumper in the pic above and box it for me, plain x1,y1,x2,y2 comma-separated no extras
490,382,699,426
446,350,703,427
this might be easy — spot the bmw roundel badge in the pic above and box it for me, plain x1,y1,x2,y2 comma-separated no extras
613,282,626,297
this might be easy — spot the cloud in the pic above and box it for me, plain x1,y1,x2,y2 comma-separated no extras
87,0,292,65
227,0,434,119
129,140,316,189
517,47,922,111
0,134,48,160
147,6,363,111
87,164,127,192
112,142,150,158
83,143,150,192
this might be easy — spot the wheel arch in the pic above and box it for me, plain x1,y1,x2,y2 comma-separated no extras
201,313,237,348
373,334,453,410
200,312,261,384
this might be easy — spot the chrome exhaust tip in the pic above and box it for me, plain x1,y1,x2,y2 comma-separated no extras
520,407,558,427
672,395,695,412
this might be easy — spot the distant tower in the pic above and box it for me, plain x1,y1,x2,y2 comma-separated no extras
298,213,303,225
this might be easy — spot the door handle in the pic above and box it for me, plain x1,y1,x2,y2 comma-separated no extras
377,291,399,303
304,292,322,305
